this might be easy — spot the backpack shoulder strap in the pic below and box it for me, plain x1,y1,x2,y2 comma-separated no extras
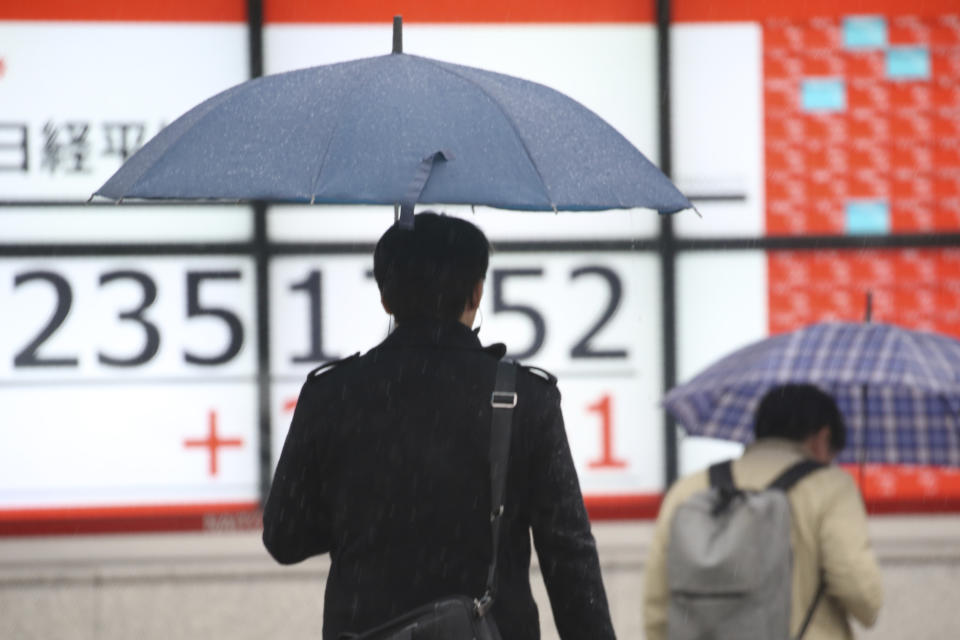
768,459,825,492
796,580,826,640
767,459,827,639
708,460,736,491
707,460,741,515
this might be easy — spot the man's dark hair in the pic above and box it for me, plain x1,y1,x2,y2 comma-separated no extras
373,212,490,324
754,384,847,452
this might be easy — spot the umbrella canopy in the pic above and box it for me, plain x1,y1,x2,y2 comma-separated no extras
94,51,691,219
664,322,960,466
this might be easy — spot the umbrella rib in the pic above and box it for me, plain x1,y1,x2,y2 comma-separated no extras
104,80,253,198
908,329,956,390
939,391,960,466
414,56,557,211
932,336,960,386
896,329,935,389
307,60,374,203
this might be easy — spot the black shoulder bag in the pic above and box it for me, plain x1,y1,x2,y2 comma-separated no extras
346,360,517,640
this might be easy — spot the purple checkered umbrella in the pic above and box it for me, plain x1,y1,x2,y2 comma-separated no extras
664,322,960,466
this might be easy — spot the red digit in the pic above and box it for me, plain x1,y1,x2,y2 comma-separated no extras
587,394,627,469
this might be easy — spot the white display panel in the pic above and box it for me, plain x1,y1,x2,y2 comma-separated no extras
268,205,660,244
0,384,258,507
0,256,259,508
672,24,764,237
0,207,253,244
270,251,664,494
0,21,247,201
675,251,769,474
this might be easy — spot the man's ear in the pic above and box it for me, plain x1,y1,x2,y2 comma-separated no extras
811,426,833,463
381,295,392,315
469,280,484,310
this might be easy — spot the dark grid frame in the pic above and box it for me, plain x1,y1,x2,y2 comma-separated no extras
1,0,959,506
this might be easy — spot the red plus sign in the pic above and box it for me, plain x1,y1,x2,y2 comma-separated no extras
184,410,243,476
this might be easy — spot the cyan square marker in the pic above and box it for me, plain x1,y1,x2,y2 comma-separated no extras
846,200,890,235
887,47,931,80
801,79,846,112
843,16,887,49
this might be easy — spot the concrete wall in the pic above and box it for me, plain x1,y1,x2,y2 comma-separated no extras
2,516,959,639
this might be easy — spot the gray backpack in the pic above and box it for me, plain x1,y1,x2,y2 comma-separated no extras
666,459,825,640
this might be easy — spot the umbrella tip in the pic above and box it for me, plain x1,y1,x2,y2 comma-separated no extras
392,16,402,54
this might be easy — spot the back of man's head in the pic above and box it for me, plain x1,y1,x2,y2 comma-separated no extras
754,384,846,453
374,212,490,324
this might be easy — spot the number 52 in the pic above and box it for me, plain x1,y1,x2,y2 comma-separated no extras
490,265,628,361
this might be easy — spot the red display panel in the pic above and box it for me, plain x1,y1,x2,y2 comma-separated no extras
769,248,960,511
763,14,960,236
769,249,960,333
763,9,960,513
674,0,959,22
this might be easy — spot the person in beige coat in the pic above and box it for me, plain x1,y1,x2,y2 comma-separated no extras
644,384,883,640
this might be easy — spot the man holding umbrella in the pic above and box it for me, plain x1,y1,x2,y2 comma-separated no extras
643,384,883,640
263,212,616,640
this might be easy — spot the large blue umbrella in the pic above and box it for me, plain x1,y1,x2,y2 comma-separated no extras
664,322,960,466
94,42,691,224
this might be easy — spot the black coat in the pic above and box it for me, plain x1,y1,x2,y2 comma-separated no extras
263,319,616,640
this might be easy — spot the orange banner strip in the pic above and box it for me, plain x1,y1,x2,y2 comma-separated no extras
0,501,259,521
0,0,246,22
2,473,960,536
0,502,261,536
585,494,664,520
265,0,653,24
5,0,957,24
842,464,960,514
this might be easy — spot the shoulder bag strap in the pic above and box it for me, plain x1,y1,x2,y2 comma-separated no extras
476,359,517,617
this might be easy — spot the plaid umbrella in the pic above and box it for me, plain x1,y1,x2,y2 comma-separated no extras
664,322,960,466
